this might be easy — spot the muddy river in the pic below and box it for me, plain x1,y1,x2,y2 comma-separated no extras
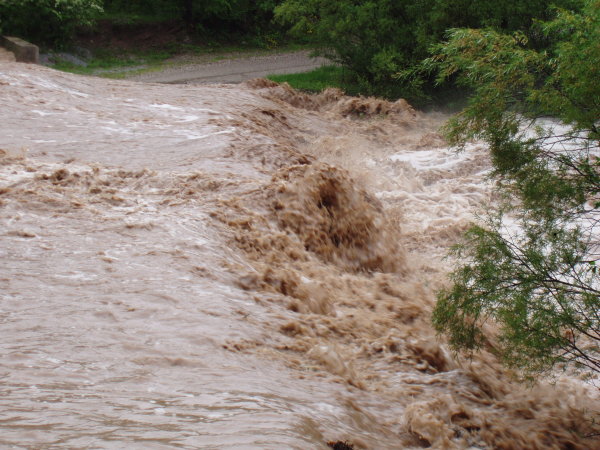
0,63,598,449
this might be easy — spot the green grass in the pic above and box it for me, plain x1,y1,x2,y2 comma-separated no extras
267,65,362,95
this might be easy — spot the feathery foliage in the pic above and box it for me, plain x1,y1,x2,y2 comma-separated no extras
429,0,599,378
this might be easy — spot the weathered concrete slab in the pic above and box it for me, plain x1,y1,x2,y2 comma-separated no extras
1,36,39,64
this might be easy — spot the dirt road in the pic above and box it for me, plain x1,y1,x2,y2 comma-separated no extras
128,50,329,84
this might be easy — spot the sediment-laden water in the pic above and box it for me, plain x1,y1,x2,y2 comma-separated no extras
0,64,597,449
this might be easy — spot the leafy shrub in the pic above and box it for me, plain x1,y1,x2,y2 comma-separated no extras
275,0,583,100
105,0,284,36
0,0,103,46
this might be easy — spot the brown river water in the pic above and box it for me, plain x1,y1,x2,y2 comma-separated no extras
1,64,598,449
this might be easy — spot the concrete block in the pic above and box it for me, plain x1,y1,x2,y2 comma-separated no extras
1,36,39,64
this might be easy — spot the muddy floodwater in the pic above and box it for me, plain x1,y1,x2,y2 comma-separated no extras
0,64,598,449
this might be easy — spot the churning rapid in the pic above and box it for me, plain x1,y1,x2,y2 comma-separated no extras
0,63,598,449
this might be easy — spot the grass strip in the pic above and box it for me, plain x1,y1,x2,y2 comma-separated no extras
267,65,362,95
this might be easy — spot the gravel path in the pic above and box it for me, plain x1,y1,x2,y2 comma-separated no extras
127,50,329,84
